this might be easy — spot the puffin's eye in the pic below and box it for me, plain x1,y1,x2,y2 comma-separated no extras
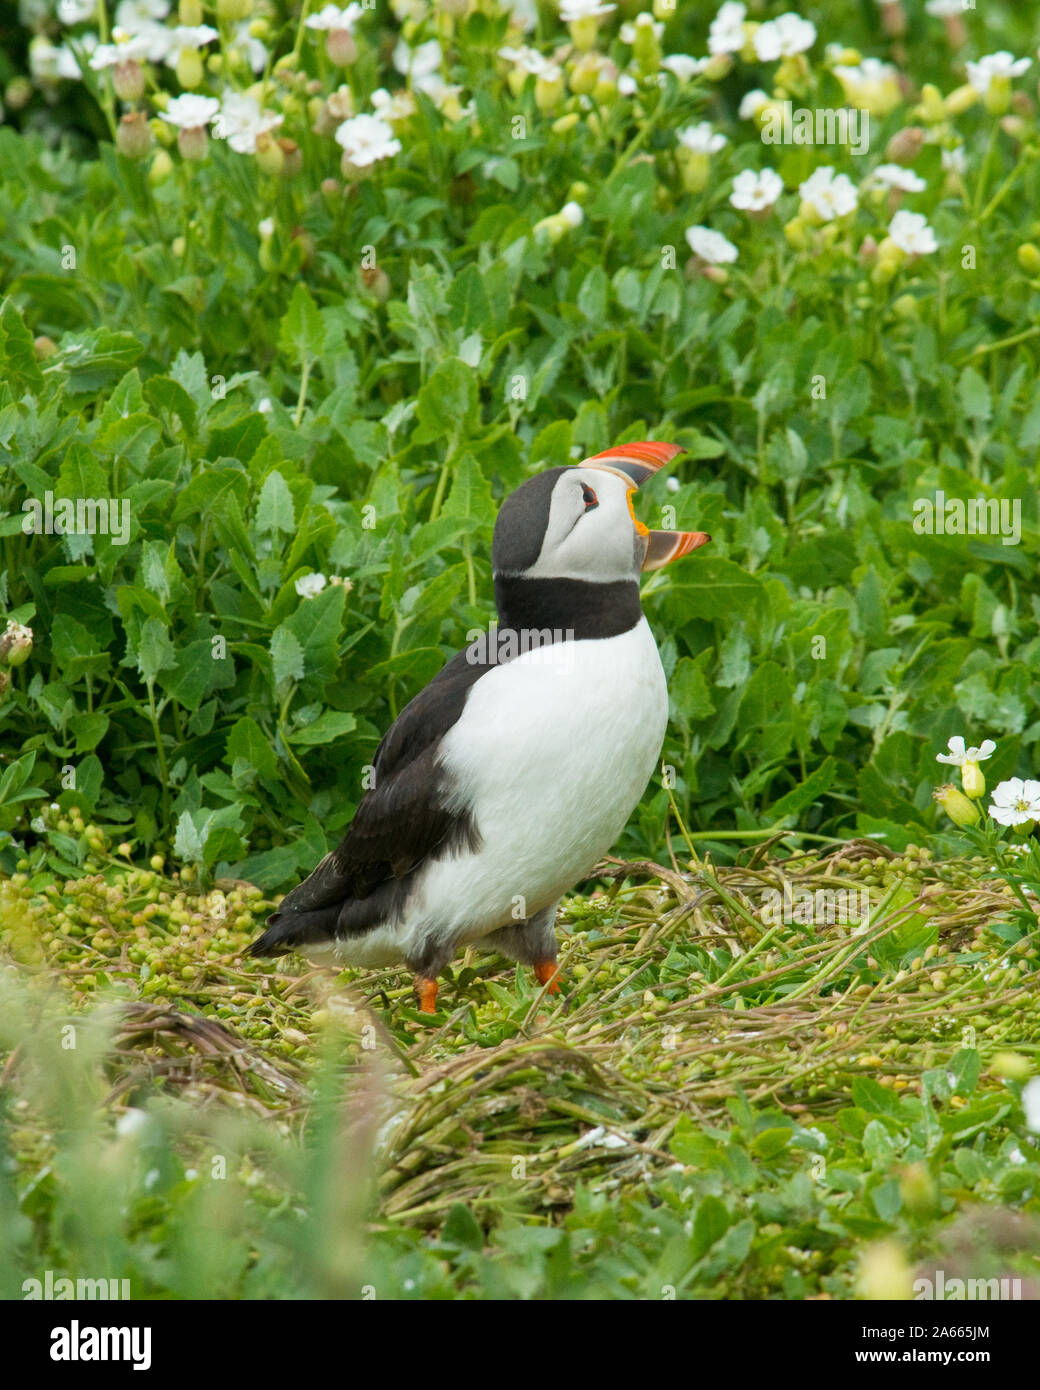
580,484,599,511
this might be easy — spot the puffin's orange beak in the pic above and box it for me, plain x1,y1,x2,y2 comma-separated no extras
641,528,712,570
576,441,712,570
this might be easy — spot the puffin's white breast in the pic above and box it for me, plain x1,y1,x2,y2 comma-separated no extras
418,617,666,932
327,619,668,968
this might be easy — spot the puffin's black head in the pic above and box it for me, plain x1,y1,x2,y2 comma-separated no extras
492,443,710,583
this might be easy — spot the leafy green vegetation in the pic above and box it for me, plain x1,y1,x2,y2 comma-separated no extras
2,0,1040,1300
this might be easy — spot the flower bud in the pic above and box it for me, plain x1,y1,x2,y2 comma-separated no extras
884,126,924,165
568,53,600,96
534,71,564,111
990,1051,1032,1081
944,84,978,117
676,147,709,194
5,77,33,111
933,783,979,827
984,74,1011,117
113,59,145,101
632,24,662,77
1017,242,1040,275
148,148,174,184
277,138,302,177
320,176,342,202
255,129,284,175
177,124,208,160
568,15,600,52
783,216,808,250
176,48,204,89
552,112,580,135
178,0,202,22
34,335,58,359
116,111,153,160
360,264,391,302
0,621,33,667
858,234,878,264
326,28,357,66
218,0,252,16
960,759,985,799
917,83,945,124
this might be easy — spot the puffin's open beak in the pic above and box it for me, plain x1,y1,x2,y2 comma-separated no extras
578,441,712,570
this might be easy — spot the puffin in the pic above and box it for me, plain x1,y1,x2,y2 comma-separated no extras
248,441,710,1012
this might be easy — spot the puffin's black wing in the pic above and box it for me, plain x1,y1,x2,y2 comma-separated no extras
248,645,491,957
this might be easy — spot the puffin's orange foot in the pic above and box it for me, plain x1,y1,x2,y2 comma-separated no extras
533,960,561,994
415,976,439,1014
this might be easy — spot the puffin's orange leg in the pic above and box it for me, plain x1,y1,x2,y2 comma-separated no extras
415,976,439,1014
533,960,561,994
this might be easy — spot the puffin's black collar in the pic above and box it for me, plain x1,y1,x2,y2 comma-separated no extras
492,575,643,643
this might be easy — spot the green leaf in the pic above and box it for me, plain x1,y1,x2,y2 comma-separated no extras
256,470,295,536
136,617,176,685
287,710,357,746
279,283,325,364
414,358,478,443
270,625,305,689
227,716,279,780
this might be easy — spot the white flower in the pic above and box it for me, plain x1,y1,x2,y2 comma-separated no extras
258,217,274,238
214,91,284,154
798,166,858,220
305,2,362,30
89,34,151,68
660,55,708,82
393,37,442,85
738,88,770,120
966,51,1030,96
163,93,220,128
887,210,938,254
685,225,738,264
708,2,746,57
116,1108,149,1137
114,0,168,22
498,44,553,76
335,113,401,166
753,13,816,61
29,35,86,81
559,0,616,19
371,86,416,123
936,736,996,767
925,0,963,13
503,0,538,29
616,73,637,95
730,167,783,211
295,572,328,598
620,15,663,44
988,778,1040,828
236,20,268,74
57,0,98,23
941,145,966,173
866,163,926,192
1022,1078,1040,1133
560,201,584,228
677,120,726,153
163,24,218,67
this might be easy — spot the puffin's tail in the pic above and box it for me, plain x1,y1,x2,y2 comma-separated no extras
247,851,351,957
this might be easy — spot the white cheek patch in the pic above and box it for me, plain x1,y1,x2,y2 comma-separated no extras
524,471,641,583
